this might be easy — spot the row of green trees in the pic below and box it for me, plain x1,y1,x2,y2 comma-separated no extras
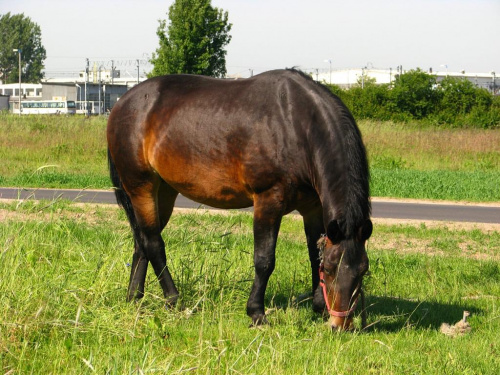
327,69,499,128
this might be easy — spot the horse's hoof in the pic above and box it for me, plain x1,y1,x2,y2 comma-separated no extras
165,294,179,309
293,292,313,307
249,314,268,327
126,290,145,303
312,287,325,314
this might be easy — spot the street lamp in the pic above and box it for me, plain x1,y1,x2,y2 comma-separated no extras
75,83,82,111
13,49,21,115
324,59,332,85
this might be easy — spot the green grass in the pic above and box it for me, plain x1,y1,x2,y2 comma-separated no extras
371,169,500,201
1,201,499,373
0,114,499,201
0,114,110,190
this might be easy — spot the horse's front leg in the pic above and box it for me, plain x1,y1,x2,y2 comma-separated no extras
247,190,284,326
300,202,326,313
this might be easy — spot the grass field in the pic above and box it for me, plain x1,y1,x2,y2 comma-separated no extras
0,114,499,201
1,200,499,374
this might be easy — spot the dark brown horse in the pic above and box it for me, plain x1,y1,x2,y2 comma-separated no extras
107,69,372,330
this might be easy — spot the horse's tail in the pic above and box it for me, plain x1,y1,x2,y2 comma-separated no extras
108,149,140,238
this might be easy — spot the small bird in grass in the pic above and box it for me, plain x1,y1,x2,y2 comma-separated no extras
440,311,471,337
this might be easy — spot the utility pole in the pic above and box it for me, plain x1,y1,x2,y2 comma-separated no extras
324,59,332,85
98,66,102,115
13,49,21,115
111,60,115,85
492,71,496,95
85,58,89,115
137,60,140,84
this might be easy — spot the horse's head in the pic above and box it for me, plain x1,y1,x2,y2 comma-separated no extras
316,219,373,330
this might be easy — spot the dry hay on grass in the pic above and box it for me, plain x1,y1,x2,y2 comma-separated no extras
1,199,498,261
0,200,118,227
372,217,500,234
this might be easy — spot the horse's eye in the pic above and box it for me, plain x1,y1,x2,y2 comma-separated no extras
358,262,369,275
323,263,337,276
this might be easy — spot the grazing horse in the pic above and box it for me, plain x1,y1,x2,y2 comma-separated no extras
107,69,372,330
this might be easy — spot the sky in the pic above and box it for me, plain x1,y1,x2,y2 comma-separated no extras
2,0,499,79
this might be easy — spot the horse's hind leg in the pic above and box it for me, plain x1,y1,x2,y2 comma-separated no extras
127,239,149,301
127,180,179,306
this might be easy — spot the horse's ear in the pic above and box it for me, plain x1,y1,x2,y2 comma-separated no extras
327,220,344,244
357,219,373,241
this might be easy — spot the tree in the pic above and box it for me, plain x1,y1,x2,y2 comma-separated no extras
149,0,232,78
0,13,46,83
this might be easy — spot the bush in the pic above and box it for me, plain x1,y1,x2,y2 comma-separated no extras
327,69,499,128
439,77,492,117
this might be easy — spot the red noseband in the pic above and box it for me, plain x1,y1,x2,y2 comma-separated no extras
319,264,360,318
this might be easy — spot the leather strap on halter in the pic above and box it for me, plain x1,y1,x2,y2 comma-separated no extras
319,264,360,318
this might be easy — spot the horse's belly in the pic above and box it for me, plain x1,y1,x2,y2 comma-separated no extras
181,186,254,209
154,158,254,209
169,178,254,209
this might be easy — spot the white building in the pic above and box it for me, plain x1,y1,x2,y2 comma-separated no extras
0,83,43,99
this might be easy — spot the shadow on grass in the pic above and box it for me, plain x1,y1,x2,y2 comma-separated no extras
267,292,483,332
362,295,482,332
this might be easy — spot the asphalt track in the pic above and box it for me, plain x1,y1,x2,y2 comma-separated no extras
0,187,498,224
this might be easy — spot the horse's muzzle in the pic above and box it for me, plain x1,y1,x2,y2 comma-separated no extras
329,316,354,331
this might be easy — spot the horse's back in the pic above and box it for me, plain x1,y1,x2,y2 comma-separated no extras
107,71,313,209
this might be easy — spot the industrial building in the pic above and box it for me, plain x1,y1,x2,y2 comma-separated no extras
0,69,140,114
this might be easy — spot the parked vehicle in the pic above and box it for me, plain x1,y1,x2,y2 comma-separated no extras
14,100,76,115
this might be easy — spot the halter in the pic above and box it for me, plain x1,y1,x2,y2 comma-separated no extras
319,264,360,318
317,234,362,320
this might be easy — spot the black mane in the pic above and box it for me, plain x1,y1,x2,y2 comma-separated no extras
287,68,371,238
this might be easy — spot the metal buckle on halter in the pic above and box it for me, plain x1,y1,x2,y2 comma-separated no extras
317,233,327,263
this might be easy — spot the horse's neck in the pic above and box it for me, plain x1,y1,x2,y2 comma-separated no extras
312,158,347,224
312,151,369,232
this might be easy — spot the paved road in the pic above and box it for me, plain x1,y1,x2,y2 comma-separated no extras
0,187,498,224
